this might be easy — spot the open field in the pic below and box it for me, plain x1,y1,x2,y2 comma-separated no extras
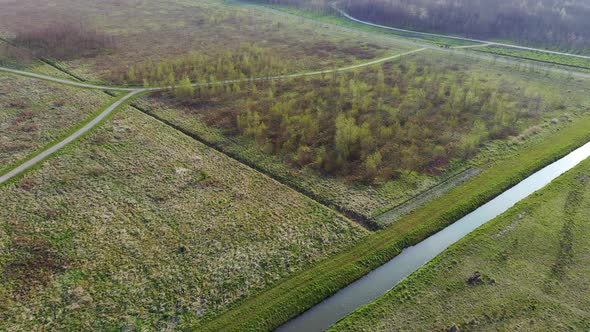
0,0,414,84
0,74,110,172
137,49,590,223
332,155,590,331
0,107,366,330
197,102,590,331
1,0,590,330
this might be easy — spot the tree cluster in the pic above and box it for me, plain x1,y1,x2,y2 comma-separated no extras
173,58,546,183
119,45,287,91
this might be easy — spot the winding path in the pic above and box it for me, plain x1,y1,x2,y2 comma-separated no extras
236,0,590,80
0,48,428,183
0,48,426,92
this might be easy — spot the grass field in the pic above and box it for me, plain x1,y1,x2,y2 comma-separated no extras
332,154,590,331
244,1,475,47
1,0,589,330
196,98,590,331
0,74,110,172
0,0,414,84
0,107,367,330
247,1,590,69
136,50,590,224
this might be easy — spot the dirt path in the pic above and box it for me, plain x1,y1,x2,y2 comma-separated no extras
0,90,142,185
234,0,590,80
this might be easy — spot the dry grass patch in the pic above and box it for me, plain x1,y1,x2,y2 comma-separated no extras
0,107,366,330
0,74,109,169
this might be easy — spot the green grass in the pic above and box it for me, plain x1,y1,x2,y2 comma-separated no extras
241,1,476,47
196,111,590,331
332,151,590,331
0,90,143,188
0,73,111,171
243,1,590,71
473,45,590,71
0,107,367,330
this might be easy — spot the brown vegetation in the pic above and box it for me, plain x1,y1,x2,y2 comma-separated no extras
13,21,113,60
160,57,546,183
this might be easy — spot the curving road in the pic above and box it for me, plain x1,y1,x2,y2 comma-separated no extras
331,3,590,61
235,1,590,80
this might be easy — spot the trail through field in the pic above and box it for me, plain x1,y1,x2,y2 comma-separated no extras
0,48,426,92
233,1,590,80
0,90,141,185
0,47,429,186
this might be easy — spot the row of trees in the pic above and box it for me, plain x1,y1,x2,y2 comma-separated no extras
169,58,546,183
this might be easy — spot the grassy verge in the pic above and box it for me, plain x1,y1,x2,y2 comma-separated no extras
332,150,590,331
473,45,590,71
0,91,141,187
239,1,479,47
196,113,590,331
241,1,590,71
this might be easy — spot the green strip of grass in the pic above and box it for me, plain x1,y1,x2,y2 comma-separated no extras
473,46,590,71
240,2,590,69
331,151,590,331
0,92,144,187
239,1,472,47
196,115,590,331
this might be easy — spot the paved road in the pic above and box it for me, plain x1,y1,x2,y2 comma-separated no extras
0,90,142,185
331,3,590,61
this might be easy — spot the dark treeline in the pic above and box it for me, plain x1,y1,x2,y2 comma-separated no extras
13,22,114,60
165,58,549,183
257,0,590,53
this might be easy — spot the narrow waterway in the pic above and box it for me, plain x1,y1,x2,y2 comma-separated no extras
277,140,590,332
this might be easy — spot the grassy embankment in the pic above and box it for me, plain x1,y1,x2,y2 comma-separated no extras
332,152,590,331
0,108,367,330
196,110,590,330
